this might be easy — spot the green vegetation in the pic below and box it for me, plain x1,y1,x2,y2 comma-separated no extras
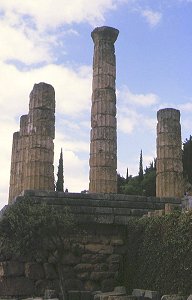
118,159,156,197
0,198,77,300
183,135,192,187
56,148,64,192
124,210,192,295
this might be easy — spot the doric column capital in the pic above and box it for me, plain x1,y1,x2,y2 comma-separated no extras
91,26,119,44
157,108,180,122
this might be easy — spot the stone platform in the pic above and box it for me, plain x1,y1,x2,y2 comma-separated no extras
12,190,182,225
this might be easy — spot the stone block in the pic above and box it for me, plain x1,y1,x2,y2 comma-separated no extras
144,290,160,300
161,295,187,300
94,263,108,272
80,291,92,300
109,297,136,300
132,289,145,299
114,216,131,225
44,289,57,299
0,277,34,296
94,215,114,224
25,263,44,280
62,253,81,265
35,279,54,296
74,263,93,272
90,271,115,281
82,254,108,264
108,263,119,272
84,280,100,292
113,286,127,294
101,278,116,292
111,239,124,246
187,296,192,300
68,290,81,300
64,279,83,291
85,244,113,254
77,272,89,280
0,261,24,277
107,255,121,264
44,263,58,279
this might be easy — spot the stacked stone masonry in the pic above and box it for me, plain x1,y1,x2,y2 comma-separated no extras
89,26,119,194
8,83,55,204
156,108,183,198
0,191,182,298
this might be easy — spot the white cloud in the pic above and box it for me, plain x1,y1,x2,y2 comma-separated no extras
0,62,92,117
118,86,159,107
141,9,162,27
178,102,192,112
0,0,125,30
118,111,139,134
117,86,159,134
0,17,54,64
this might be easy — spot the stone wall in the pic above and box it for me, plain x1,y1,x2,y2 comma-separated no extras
0,192,182,298
0,223,126,298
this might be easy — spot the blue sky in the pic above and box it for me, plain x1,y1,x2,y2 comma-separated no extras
0,0,192,208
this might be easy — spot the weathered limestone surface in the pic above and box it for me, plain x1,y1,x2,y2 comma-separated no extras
24,83,55,191
156,108,183,198
8,131,20,202
15,190,181,225
89,26,119,194
8,83,55,203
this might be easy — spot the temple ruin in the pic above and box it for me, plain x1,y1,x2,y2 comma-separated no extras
89,26,119,193
8,26,185,203
156,108,183,198
1,26,187,299
8,83,55,204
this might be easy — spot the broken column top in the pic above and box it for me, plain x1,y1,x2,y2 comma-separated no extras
91,26,119,43
29,82,55,110
157,108,180,121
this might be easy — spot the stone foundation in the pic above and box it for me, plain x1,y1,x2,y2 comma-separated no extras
0,191,182,298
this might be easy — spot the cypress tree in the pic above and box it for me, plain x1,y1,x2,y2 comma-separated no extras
138,150,144,181
183,135,192,184
126,167,129,183
56,148,64,192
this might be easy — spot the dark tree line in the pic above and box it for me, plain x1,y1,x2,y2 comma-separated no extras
117,135,192,197
182,135,192,186
117,151,156,197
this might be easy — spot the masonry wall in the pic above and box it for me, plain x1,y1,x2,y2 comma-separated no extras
0,191,182,298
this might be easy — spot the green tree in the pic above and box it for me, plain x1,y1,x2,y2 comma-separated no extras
0,198,77,299
122,176,142,195
138,150,144,182
183,135,192,185
56,148,64,191
117,173,126,193
126,167,129,183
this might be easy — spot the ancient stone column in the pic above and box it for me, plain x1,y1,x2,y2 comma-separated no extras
156,108,183,198
89,26,119,193
23,82,55,191
8,131,20,204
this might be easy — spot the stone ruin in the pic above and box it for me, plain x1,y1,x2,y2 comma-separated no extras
89,26,118,194
1,26,186,299
8,26,184,202
156,108,183,198
8,83,55,204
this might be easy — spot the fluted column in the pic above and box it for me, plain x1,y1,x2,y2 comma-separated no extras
23,82,55,190
156,108,183,197
8,132,20,203
89,26,119,193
